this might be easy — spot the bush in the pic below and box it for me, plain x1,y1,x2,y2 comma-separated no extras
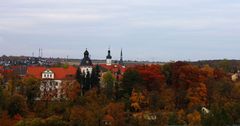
16,118,44,126
45,115,68,126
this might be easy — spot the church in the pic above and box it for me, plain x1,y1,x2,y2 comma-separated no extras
79,48,125,76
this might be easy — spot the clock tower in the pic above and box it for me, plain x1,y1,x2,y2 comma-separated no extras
80,49,93,75
106,48,112,66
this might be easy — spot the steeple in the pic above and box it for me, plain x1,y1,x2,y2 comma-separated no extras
106,48,112,59
106,48,112,66
119,49,124,66
80,49,93,66
84,48,89,58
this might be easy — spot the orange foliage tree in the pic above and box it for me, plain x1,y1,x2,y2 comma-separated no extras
134,65,165,92
164,62,209,109
104,102,126,126
61,80,80,101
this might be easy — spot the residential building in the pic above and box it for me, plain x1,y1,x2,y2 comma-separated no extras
26,66,77,100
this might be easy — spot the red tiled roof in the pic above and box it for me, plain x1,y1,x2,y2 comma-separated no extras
0,66,3,73
26,66,77,80
98,64,126,73
98,64,127,80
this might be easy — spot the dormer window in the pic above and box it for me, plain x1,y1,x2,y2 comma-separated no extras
42,69,54,79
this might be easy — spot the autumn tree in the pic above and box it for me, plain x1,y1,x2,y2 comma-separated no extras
130,89,149,112
0,83,4,113
70,89,109,126
61,80,80,102
104,102,126,126
164,62,209,109
134,65,165,92
4,71,21,96
187,110,201,126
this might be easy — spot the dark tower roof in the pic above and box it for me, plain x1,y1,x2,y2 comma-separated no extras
80,49,93,66
106,49,112,59
119,49,124,66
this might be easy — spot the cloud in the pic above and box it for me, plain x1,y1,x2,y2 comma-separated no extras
1,0,240,61
129,18,239,30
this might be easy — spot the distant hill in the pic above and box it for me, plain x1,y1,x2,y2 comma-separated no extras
189,60,240,73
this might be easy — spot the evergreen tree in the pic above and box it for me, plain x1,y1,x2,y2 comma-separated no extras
91,65,101,93
85,70,91,91
76,67,81,84
115,69,121,101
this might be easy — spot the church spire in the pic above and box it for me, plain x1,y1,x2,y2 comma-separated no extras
119,49,124,66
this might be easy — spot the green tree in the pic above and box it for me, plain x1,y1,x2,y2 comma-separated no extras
91,65,101,93
76,67,81,84
7,94,28,118
0,83,4,114
22,78,40,109
122,69,142,95
45,115,68,126
102,71,116,99
16,118,44,126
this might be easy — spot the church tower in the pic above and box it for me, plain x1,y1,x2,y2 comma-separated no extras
119,49,124,66
80,49,93,75
106,48,112,66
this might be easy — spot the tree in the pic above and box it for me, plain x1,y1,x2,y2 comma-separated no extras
61,80,80,101
102,71,116,99
22,77,41,109
122,68,142,95
134,65,165,92
0,75,5,111
16,118,44,126
7,94,27,118
91,65,101,94
165,63,209,109
70,89,108,126
130,89,149,112
4,71,21,96
187,110,201,126
105,102,126,126
0,83,4,113
76,67,81,84
45,115,68,126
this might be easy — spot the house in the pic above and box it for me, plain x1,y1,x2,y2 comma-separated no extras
26,66,77,100
232,73,238,82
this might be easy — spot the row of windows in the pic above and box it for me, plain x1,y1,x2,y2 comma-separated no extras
43,74,54,78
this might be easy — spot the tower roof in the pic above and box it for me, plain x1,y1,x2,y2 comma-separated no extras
119,49,124,66
84,49,89,57
80,49,93,66
106,49,112,59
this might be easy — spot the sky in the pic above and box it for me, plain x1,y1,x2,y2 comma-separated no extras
0,0,240,61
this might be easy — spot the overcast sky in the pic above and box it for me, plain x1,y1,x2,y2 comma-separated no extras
0,0,240,61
